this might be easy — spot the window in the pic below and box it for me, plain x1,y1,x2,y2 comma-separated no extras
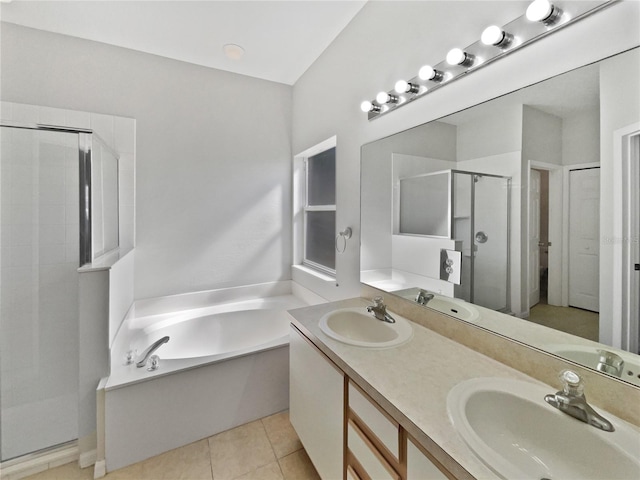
303,147,336,274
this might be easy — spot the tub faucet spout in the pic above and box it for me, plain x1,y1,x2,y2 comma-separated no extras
136,336,170,368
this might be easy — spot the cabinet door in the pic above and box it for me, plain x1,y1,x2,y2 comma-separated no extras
406,438,449,480
289,326,344,480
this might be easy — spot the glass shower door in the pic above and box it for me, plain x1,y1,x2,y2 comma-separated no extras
473,175,510,312
0,126,80,461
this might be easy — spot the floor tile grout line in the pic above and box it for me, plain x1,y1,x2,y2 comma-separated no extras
260,417,278,460
257,417,279,468
262,412,304,460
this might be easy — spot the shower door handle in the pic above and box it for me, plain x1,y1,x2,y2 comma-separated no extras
475,231,488,244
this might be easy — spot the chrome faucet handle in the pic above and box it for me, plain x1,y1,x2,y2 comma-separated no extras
596,350,625,377
559,369,584,397
372,296,384,307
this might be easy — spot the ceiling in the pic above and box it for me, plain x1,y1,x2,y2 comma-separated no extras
0,0,367,85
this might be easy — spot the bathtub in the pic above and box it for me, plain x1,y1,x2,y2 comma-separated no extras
100,281,325,474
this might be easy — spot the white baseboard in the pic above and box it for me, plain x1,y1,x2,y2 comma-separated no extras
0,442,78,480
79,449,97,469
93,459,106,479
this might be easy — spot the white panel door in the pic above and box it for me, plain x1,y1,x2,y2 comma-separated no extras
529,169,541,307
569,168,600,312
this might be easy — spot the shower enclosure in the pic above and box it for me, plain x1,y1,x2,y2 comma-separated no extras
0,123,118,462
398,169,511,312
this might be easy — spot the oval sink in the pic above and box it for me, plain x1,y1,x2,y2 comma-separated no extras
426,296,480,322
448,377,640,480
545,344,640,387
319,307,413,348
393,288,480,322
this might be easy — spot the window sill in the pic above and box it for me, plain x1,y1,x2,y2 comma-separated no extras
292,264,335,282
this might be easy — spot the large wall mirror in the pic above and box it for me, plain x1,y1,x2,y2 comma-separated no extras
361,46,640,387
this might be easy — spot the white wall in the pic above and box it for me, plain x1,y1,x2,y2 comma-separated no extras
1,22,293,300
599,48,640,346
456,103,523,162
292,0,640,301
522,106,563,165
563,108,600,166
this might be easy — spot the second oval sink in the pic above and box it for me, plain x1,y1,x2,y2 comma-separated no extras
447,377,640,480
319,307,413,348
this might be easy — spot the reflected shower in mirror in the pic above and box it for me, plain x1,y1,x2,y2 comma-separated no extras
361,47,640,387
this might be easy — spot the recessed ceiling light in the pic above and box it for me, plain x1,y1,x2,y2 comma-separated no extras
223,44,245,61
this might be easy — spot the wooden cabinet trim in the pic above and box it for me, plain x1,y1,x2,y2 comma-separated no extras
349,379,399,428
348,410,401,479
398,427,408,480
347,449,372,480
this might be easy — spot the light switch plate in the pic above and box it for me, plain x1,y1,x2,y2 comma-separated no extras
440,249,462,285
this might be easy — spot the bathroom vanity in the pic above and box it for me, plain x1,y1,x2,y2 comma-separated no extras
288,297,640,480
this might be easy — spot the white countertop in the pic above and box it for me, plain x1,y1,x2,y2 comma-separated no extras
287,297,558,480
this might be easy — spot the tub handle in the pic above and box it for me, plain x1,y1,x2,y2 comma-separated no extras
136,336,170,368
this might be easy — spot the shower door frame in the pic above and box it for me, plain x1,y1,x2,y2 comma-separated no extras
451,169,512,313
0,121,119,267
0,120,115,464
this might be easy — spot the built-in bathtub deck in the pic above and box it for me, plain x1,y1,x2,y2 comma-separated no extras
98,281,326,475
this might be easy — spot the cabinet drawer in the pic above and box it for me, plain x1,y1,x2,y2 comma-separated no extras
349,382,400,459
348,421,400,480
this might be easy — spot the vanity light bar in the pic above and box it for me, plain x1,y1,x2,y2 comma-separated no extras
362,0,615,120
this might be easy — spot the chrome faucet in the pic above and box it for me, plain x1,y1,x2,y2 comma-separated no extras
544,370,614,432
136,336,170,368
596,350,625,377
415,289,435,306
366,296,396,323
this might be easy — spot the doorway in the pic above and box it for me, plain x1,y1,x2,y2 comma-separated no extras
527,164,600,341
529,169,550,307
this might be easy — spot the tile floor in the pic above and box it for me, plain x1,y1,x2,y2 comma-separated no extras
24,412,320,480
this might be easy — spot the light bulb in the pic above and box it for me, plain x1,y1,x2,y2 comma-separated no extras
360,101,379,113
376,91,398,104
482,26,504,46
394,80,419,94
395,80,409,93
446,48,474,67
418,65,443,82
526,0,560,23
